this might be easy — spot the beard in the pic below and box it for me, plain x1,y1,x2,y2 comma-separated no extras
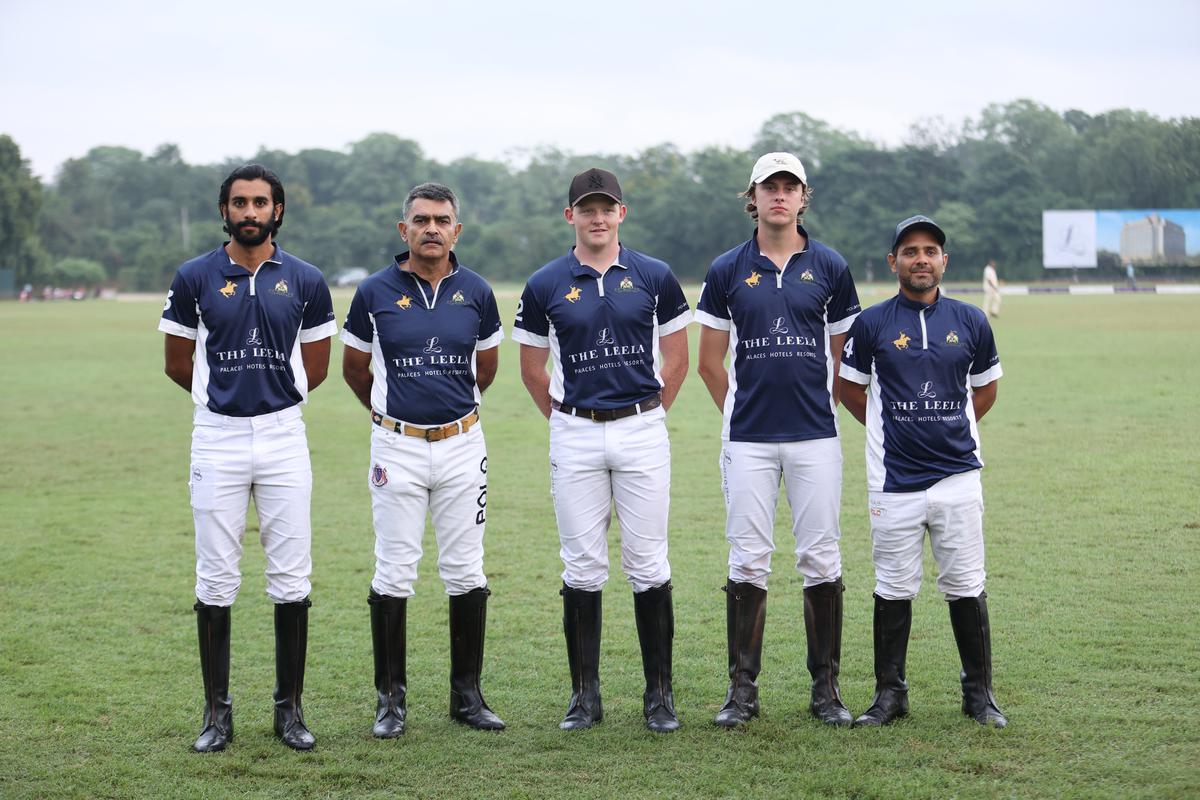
899,271,940,294
225,214,277,247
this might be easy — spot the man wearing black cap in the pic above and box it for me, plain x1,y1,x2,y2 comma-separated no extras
838,215,1007,728
512,168,691,732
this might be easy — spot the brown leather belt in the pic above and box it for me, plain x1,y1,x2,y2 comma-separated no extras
371,409,479,442
552,394,662,422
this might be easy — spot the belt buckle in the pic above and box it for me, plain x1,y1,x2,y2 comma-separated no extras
590,408,599,422
424,426,442,442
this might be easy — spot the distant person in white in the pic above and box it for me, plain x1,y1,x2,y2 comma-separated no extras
1125,262,1137,290
982,259,1000,319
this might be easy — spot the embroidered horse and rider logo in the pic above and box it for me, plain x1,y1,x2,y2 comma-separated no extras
744,271,761,287
396,295,412,309
893,331,911,350
565,285,582,303
219,279,237,298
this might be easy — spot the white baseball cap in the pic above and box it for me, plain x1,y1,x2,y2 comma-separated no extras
750,152,807,185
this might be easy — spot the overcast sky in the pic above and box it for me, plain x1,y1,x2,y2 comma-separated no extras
3,0,1198,181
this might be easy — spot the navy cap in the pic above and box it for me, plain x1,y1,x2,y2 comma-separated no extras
569,168,622,207
891,215,946,252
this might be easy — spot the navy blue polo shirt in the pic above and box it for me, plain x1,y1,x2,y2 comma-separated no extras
158,244,337,416
511,246,691,409
695,228,860,442
341,253,503,425
839,290,1002,493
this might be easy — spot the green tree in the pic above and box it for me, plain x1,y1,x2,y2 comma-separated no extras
0,135,48,283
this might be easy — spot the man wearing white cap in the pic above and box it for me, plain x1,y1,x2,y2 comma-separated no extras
695,153,861,728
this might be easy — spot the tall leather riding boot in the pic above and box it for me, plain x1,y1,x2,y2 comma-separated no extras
948,593,1008,728
368,590,407,738
853,594,912,727
715,580,767,728
633,582,679,733
448,587,505,730
803,578,853,726
560,584,603,730
192,601,233,752
273,598,316,750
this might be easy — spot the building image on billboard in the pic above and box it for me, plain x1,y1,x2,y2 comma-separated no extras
1120,213,1186,265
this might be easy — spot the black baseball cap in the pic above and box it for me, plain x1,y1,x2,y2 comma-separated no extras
891,215,946,252
569,168,622,207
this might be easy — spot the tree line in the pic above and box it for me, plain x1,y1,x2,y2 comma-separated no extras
2,99,1198,290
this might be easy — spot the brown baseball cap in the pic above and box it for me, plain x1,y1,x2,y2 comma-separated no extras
568,168,622,207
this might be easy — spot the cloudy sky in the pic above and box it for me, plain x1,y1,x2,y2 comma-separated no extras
3,0,1197,180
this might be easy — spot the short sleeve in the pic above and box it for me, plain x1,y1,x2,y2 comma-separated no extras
838,315,873,384
511,282,550,347
827,264,861,335
969,315,1003,386
477,288,504,350
299,273,337,343
158,269,199,339
694,264,731,331
655,268,692,336
340,286,374,353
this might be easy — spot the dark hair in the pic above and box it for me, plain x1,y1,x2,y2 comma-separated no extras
219,164,286,230
741,179,814,223
403,182,460,219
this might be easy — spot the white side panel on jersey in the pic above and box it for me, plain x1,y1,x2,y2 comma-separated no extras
288,332,309,403
965,375,984,468
368,312,389,415
822,310,839,435
547,321,565,403
651,311,663,388
193,317,212,409
865,376,887,492
721,319,740,441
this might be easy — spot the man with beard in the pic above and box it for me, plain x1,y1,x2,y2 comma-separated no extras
839,215,1007,729
513,168,691,733
159,164,337,752
341,182,506,737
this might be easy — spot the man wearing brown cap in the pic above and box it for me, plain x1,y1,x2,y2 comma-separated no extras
512,168,691,732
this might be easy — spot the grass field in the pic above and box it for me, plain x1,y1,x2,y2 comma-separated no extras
1,286,1198,799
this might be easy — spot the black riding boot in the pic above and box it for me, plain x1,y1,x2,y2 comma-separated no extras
449,587,505,730
368,590,407,738
948,593,1007,728
273,598,315,750
803,579,853,726
560,584,603,730
853,595,912,727
192,601,232,752
633,582,679,733
715,580,767,728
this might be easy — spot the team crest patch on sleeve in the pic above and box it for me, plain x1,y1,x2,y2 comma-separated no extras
219,279,237,298
370,464,388,486
564,285,582,303
945,330,960,345
744,271,761,287
396,295,412,309
273,279,290,296
892,330,911,350
800,269,814,282
451,290,465,304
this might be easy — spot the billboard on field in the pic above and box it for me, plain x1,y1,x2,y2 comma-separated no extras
1044,209,1200,269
